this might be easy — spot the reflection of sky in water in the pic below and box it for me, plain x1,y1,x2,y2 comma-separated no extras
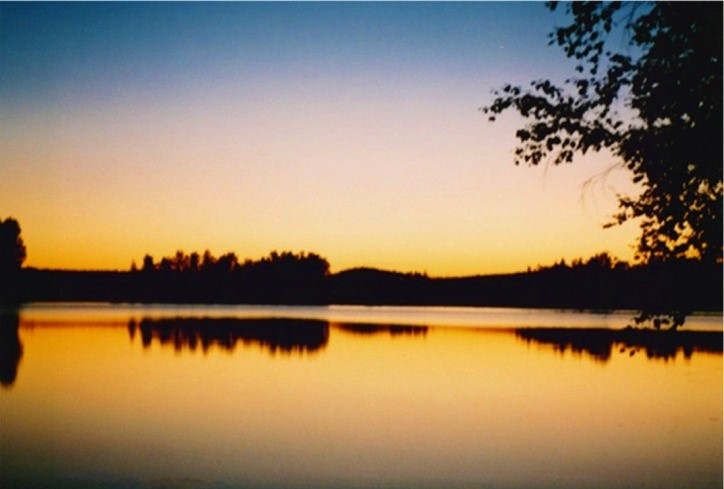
0,305,722,489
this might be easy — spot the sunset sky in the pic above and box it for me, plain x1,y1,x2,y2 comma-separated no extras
0,2,640,276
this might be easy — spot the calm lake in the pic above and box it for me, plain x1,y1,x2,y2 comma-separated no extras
1,304,722,489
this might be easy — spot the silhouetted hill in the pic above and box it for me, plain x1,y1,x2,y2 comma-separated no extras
330,268,431,305
328,264,722,312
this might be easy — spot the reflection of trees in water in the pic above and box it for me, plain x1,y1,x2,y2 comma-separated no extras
335,323,428,337
516,328,723,362
1,311,22,387
129,317,329,355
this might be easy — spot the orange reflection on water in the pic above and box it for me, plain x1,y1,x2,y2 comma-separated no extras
1,307,721,489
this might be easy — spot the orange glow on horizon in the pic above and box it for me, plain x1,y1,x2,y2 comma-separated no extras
3,105,640,276
0,11,641,277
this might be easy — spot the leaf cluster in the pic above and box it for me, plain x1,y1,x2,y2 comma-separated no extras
482,1,722,265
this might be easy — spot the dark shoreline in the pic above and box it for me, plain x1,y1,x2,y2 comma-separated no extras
8,263,722,314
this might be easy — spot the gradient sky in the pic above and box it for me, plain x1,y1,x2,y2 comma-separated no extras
0,2,640,275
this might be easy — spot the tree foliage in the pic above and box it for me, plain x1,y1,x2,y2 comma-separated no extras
0,217,26,272
0,217,27,304
483,1,722,266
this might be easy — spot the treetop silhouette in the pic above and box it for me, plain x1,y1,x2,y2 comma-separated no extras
0,217,26,272
0,217,27,304
483,2,722,266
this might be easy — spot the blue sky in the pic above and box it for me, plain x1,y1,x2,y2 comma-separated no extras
0,2,639,274
2,2,570,110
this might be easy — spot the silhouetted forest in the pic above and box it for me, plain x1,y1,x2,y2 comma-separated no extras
12,250,331,305
329,255,721,315
5,248,723,319
1,218,721,322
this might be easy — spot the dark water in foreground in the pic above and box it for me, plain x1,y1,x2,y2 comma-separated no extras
1,304,722,488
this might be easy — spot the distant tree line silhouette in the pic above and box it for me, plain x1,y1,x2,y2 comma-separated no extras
520,252,719,328
530,252,626,273
125,249,331,304
329,258,721,329
2,217,721,328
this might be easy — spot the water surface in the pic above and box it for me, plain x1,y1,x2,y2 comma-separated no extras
1,304,721,488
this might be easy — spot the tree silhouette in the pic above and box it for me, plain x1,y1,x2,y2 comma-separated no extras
142,254,155,272
0,217,26,272
189,252,200,273
483,2,721,263
0,217,27,304
483,2,722,327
